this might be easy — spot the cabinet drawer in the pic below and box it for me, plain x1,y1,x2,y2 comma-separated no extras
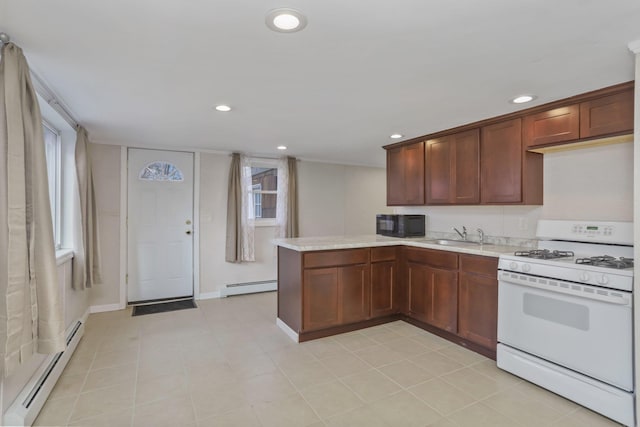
371,246,398,262
404,247,458,270
459,254,498,278
580,90,634,138
304,249,369,268
524,105,580,147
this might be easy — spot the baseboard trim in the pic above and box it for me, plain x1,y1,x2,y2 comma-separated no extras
89,303,122,314
220,281,277,297
276,318,299,342
197,291,221,300
80,307,90,323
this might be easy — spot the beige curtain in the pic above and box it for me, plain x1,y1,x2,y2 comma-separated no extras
225,153,255,262
0,42,65,376
225,153,242,262
286,157,299,238
72,127,102,290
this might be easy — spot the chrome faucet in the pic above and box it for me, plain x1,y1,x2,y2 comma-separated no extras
477,228,485,244
453,226,467,240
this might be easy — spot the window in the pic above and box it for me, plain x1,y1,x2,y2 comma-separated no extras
249,164,278,222
139,161,184,182
252,183,262,218
43,122,61,248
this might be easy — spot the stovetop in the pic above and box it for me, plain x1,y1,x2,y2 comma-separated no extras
514,249,574,260
499,220,634,292
514,250,634,270
575,256,634,270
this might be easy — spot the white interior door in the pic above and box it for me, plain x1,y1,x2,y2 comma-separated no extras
128,149,194,302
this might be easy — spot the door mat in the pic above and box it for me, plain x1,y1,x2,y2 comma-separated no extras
132,299,197,316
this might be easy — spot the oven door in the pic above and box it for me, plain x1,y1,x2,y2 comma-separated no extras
497,270,633,391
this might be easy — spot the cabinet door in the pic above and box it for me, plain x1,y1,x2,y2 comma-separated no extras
406,263,457,331
426,136,452,204
303,268,340,331
406,262,429,322
340,264,370,324
404,142,426,205
425,267,458,332
481,119,523,204
371,261,397,317
426,130,479,205
386,146,405,205
580,90,634,138
524,105,580,147
386,142,425,206
458,272,498,350
452,129,480,204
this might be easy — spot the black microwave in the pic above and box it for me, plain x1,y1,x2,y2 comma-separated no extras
376,214,425,238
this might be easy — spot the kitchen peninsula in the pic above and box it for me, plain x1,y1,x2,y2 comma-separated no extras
275,235,529,359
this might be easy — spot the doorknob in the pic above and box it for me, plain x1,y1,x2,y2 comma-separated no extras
186,230,192,235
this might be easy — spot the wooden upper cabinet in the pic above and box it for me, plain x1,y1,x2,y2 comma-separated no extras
425,136,451,204
524,105,580,147
481,119,523,204
452,130,480,204
426,129,479,205
580,90,634,138
386,141,425,206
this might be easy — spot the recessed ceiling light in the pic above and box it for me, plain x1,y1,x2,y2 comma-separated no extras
266,8,307,33
511,95,536,104
277,145,287,150
215,105,231,112
390,134,403,139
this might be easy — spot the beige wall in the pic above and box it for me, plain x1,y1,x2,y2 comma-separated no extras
90,150,388,299
398,142,633,240
198,153,278,294
89,144,121,306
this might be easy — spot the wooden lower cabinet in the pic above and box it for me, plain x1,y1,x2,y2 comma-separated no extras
407,262,458,333
303,264,370,332
340,264,371,324
303,268,340,331
371,260,397,317
458,255,499,351
280,245,498,357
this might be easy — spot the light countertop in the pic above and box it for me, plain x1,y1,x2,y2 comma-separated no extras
273,234,530,258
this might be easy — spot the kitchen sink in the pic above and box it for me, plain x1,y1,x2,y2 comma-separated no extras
424,239,482,246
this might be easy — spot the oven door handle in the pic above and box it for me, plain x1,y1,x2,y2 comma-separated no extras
499,274,631,306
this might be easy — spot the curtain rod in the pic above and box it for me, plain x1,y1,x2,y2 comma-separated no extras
30,71,79,130
1,31,79,130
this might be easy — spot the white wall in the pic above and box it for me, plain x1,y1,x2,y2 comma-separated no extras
397,142,633,240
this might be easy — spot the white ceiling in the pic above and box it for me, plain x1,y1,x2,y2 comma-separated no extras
2,1,639,167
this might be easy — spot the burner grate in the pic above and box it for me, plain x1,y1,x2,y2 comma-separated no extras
575,256,634,269
514,249,575,260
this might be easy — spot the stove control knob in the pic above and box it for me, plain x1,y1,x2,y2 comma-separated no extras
597,274,609,285
522,264,531,273
509,262,518,270
579,272,591,282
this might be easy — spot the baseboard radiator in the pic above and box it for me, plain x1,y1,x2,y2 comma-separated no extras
4,320,85,427
219,280,277,297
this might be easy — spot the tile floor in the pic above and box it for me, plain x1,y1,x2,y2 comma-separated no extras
35,292,622,426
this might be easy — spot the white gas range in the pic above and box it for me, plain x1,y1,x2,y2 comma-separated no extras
497,220,634,426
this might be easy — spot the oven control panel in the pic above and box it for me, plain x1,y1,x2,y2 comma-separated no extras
537,220,633,245
571,224,613,237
